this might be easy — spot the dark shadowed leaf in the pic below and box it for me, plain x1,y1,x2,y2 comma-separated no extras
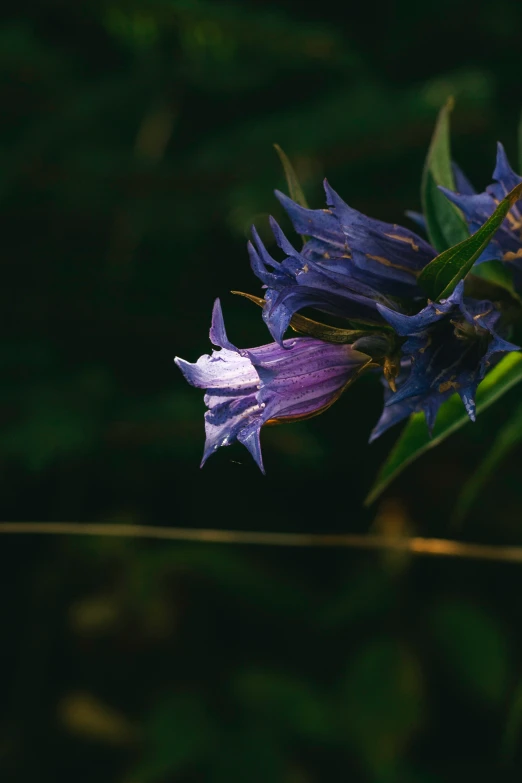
340,637,424,775
365,352,522,505
136,544,317,616
320,565,395,628
208,725,284,783
453,401,522,524
470,260,515,293
418,182,522,301
431,600,511,705
502,677,522,763
134,694,215,781
421,98,469,251
233,667,334,742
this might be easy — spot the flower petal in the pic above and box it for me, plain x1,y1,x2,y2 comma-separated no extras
209,298,237,351
177,304,371,471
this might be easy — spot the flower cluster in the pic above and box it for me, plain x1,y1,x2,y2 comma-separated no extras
176,144,522,471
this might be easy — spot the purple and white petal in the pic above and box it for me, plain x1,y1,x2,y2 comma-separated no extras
176,304,371,471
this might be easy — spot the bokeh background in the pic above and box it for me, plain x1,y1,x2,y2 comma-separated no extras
3,1,522,781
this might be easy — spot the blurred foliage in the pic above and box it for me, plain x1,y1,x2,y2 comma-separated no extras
4,1,522,781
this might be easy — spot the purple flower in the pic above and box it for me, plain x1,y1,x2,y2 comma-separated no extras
376,281,518,429
440,144,522,282
248,180,436,344
175,299,372,472
369,360,456,442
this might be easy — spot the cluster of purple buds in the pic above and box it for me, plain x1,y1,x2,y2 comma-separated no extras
176,143,522,473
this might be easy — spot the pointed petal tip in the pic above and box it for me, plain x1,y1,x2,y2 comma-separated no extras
211,296,222,321
463,401,477,423
322,179,349,212
175,355,194,376
250,224,262,243
438,185,470,209
450,279,465,299
209,298,237,352
209,297,223,345
274,188,290,206
254,455,266,476
200,437,220,468
249,444,266,475
459,389,477,422
174,356,192,378
405,210,426,230
492,141,522,188
238,427,266,473
322,178,335,202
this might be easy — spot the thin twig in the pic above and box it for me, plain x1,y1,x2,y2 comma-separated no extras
0,522,521,564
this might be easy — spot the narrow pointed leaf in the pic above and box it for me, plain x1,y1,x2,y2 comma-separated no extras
421,98,469,251
231,290,394,340
418,182,522,301
452,401,522,525
365,352,522,506
286,315,379,344
273,144,309,209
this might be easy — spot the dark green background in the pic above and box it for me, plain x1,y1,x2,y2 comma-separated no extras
3,1,522,781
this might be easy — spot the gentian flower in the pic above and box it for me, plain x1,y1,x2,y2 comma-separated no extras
178,138,522,473
375,281,518,431
248,180,437,344
370,360,458,442
175,299,373,472
441,144,522,283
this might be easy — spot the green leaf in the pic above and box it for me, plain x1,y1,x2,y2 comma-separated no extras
340,637,424,774
421,98,469,252
365,352,522,506
469,260,515,293
452,401,522,525
418,182,522,301
430,600,511,705
273,143,308,209
133,694,215,781
233,667,333,742
501,677,522,763
208,725,284,783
